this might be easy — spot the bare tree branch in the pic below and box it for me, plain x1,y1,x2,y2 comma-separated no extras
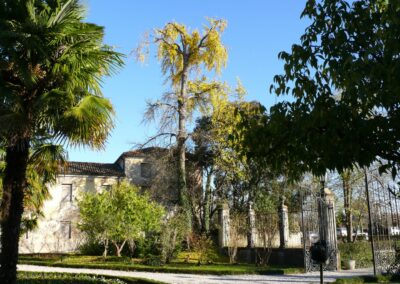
135,132,177,149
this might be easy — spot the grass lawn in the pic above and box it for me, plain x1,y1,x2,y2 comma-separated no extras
334,274,400,283
19,254,304,275
17,271,164,284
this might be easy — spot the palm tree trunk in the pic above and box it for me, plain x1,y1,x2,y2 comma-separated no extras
0,139,30,284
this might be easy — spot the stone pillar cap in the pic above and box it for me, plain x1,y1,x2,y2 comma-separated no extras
323,188,334,196
217,202,229,210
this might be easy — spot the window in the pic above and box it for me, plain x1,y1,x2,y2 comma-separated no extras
140,163,152,178
60,221,72,239
61,184,72,203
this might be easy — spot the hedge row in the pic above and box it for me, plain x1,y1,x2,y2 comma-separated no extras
17,272,163,284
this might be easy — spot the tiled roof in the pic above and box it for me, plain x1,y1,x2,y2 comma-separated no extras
118,147,170,159
116,147,197,162
61,162,125,177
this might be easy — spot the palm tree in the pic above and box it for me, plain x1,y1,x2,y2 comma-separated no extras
0,144,68,234
0,1,124,282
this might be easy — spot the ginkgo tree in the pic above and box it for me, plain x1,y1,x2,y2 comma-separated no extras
138,18,228,228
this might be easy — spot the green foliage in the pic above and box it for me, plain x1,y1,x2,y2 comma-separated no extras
237,0,400,179
190,234,217,265
227,211,248,264
78,240,105,256
0,0,124,279
17,272,125,284
338,242,372,268
0,145,67,232
159,212,189,263
18,254,304,275
78,182,165,257
254,192,279,266
17,271,161,284
139,18,228,229
201,99,276,211
334,277,365,284
334,275,395,283
135,234,159,259
0,0,124,149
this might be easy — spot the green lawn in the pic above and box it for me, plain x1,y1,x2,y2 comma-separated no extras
334,274,400,283
17,271,164,284
19,254,304,275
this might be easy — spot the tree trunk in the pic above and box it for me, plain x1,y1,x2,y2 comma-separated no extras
128,239,136,258
112,240,127,257
203,168,212,233
177,65,191,230
342,174,353,243
103,238,109,258
168,228,178,264
0,139,30,284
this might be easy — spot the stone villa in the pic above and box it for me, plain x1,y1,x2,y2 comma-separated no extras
19,147,176,253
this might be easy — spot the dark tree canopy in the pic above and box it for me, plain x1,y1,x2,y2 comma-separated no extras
239,0,400,178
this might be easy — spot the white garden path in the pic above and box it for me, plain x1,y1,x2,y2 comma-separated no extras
18,264,373,284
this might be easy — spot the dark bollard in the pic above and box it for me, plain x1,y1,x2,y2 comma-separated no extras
310,240,329,284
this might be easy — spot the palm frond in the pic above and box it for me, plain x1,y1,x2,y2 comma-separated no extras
56,95,115,149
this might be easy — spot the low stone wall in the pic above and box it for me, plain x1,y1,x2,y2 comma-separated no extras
220,247,304,267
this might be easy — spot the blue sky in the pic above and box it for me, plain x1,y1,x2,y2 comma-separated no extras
68,0,309,163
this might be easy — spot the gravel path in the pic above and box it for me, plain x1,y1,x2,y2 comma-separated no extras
18,264,373,284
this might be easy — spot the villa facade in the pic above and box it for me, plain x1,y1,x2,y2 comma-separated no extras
19,147,176,253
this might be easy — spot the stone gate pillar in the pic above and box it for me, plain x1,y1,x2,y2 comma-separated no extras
218,203,230,247
279,197,289,248
319,188,339,270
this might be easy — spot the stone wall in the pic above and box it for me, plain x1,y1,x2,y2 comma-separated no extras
19,175,120,253
218,203,303,249
220,247,304,267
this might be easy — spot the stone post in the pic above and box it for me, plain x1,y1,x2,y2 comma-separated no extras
218,203,230,247
319,188,339,270
279,197,289,248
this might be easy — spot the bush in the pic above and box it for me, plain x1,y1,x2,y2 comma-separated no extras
135,235,159,258
338,242,372,268
143,255,164,266
78,240,105,256
159,213,188,264
190,234,218,265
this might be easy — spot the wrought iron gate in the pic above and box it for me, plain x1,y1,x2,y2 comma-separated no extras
368,174,400,275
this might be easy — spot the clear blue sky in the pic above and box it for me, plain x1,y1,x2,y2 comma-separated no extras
67,0,309,163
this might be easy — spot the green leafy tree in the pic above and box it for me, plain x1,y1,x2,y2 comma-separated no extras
0,0,123,281
79,182,165,257
239,0,400,179
138,19,228,228
78,187,113,258
193,96,278,240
